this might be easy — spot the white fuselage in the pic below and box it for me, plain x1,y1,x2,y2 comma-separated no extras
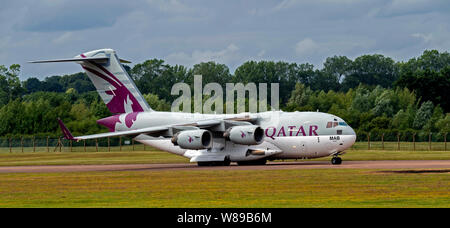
109,110,357,163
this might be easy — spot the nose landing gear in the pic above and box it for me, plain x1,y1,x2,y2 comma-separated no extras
331,156,342,165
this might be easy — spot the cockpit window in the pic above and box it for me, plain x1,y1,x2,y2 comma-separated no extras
327,121,348,128
338,122,348,126
326,122,332,128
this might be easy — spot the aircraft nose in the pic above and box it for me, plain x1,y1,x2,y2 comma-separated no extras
349,127,356,145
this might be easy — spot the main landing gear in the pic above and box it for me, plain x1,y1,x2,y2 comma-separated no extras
331,156,342,165
237,159,267,166
197,157,231,167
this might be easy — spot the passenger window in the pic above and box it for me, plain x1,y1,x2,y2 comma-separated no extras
337,130,342,135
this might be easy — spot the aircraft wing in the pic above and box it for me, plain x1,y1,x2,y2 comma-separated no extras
58,116,258,141
175,119,222,128
58,118,167,141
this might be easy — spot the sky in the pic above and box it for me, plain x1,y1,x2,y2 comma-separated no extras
1,0,449,80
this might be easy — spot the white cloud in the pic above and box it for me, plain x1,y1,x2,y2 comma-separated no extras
146,0,194,14
273,0,297,11
410,27,450,52
0,0,448,79
295,38,320,56
166,44,241,67
293,36,379,68
0,36,11,49
376,0,449,17
257,50,266,57
52,32,82,44
412,33,433,43
0,36,11,61
274,0,366,11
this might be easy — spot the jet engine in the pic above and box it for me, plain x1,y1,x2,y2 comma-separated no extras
171,130,213,150
223,125,264,145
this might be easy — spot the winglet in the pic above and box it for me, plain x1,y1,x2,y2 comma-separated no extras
57,118,75,140
119,58,132,64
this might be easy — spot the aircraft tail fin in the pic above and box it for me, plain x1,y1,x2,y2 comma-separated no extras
31,49,152,114
57,118,75,141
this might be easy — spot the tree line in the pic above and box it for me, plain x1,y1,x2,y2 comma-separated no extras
0,50,448,137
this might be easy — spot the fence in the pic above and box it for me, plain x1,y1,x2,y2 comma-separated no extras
353,131,448,151
0,136,156,153
0,131,448,153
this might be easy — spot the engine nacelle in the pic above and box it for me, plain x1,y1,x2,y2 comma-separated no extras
171,130,213,150
224,125,264,145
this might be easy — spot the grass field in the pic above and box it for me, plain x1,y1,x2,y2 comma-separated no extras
0,142,449,166
1,141,448,152
0,143,448,208
0,169,448,207
0,151,186,166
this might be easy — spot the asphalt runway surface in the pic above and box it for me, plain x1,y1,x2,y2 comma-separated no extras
0,160,449,173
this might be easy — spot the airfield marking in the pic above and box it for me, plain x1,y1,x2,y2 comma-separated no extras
0,160,449,173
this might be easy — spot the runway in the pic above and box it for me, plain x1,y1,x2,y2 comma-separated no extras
0,160,449,173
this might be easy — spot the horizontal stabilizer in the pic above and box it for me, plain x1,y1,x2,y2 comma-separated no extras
30,58,131,64
29,57,109,64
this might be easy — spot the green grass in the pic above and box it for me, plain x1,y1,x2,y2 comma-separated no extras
0,144,449,167
0,151,187,166
319,149,450,161
0,144,155,154
0,169,448,208
0,144,448,208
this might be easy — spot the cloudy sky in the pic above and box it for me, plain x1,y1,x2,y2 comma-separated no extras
1,0,449,80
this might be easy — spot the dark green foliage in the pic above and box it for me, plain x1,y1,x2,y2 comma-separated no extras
309,70,339,92
286,83,448,134
369,116,391,129
131,59,189,103
143,93,171,111
341,54,398,91
0,64,24,105
23,77,42,93
396,67,450,112
396,50,450,112
23,72,95,94
234,61,314,104
0,49,448,136
413,101,434,130
58,72,96,93
188,61,232,89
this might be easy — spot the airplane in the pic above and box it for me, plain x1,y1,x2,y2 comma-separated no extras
31,48,356,166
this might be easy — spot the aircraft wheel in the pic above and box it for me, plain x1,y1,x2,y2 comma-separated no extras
331,157,342,165
198,160,231,167
237,159,267,166
258,159,267,165
223,158,231,166
197,162,211,167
